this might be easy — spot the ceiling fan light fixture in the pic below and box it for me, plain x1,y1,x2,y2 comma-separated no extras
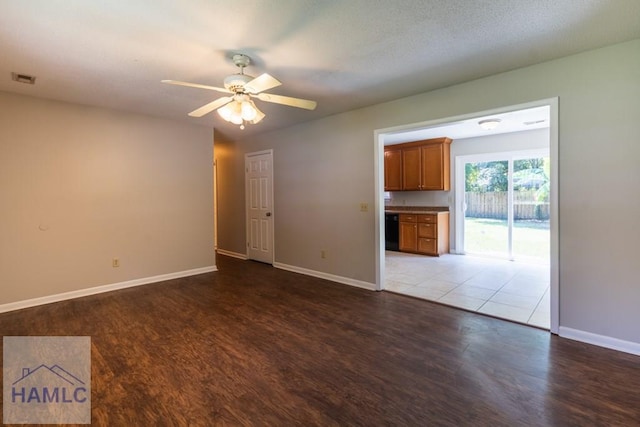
216,93,263,127
251,107,265,124
217,103,233,121
218,98,259,126
230,112,244,125
241,100,257,121
229,101,244,125
478,118,501,130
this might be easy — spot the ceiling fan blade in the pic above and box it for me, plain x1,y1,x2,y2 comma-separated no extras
188,96,233,117
255,93,317,110
162,80,232,94
244,73,282,94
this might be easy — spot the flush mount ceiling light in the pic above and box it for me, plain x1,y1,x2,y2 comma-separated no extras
478,118,501,130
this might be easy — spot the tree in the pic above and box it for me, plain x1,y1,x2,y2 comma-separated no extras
535,157,551,202
466,161,508,192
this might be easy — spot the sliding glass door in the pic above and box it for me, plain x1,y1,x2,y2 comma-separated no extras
462,151,549,263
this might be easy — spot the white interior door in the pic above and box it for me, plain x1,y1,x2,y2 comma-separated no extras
245,150,274,264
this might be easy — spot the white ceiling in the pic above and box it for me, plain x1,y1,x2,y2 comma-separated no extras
383,105,550,144
1,1,639,140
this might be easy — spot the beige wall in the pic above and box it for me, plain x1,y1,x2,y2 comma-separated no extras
0,92,214,305
218,39,640,344
214,134,245,255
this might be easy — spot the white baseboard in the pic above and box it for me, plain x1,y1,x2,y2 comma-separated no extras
273,262,376,291
216,248,248,260
0,265,218,314
559,326,640,356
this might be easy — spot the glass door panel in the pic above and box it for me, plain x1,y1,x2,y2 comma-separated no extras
464,160,509,257
512,157,550,263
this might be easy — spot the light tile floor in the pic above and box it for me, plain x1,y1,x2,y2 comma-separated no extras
385,251,550,329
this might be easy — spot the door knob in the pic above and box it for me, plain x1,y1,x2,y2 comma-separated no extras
266,212,272,217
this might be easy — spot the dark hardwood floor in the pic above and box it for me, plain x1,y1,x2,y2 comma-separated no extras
1,254,639,426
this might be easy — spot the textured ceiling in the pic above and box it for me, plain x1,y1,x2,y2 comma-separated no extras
1,0,639,140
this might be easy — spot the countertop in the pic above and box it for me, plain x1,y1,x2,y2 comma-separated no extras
385,206,449,215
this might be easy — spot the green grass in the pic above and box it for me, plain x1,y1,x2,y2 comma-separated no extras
464,217,550,261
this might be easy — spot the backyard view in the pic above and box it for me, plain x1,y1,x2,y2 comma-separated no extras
465,218,549,261
464,157,550,263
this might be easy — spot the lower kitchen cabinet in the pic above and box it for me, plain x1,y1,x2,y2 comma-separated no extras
399,215,418,252
399,212,449,256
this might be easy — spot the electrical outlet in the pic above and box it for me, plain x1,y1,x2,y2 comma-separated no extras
321,250,326,259
360,202,368,212
112,258,120,268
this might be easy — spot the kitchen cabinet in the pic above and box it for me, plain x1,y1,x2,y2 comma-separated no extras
398,212,450,256
384,147,403,191
421,142,449,190
399,214,418,252
417,213,449,256
401,146,421,190
386,137,452,191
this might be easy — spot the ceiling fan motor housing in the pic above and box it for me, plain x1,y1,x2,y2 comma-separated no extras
224,73,253,92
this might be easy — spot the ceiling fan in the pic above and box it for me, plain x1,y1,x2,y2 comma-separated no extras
162,54,317,129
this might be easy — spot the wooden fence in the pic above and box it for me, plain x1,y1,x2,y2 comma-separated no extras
465,191,549,220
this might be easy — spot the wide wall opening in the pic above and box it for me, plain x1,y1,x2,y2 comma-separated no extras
375,99,558,332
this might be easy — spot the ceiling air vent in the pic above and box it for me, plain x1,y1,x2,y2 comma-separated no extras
11,72,36,85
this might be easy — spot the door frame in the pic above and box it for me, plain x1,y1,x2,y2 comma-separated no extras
245,149,275,264
374,98,559,334
213,157,218,250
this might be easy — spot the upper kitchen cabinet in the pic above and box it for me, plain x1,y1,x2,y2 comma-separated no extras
386,137,452,191
401,146,422,190
383,146,403,191
421,139,451,190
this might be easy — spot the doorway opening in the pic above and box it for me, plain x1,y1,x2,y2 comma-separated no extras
375,99,558,333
